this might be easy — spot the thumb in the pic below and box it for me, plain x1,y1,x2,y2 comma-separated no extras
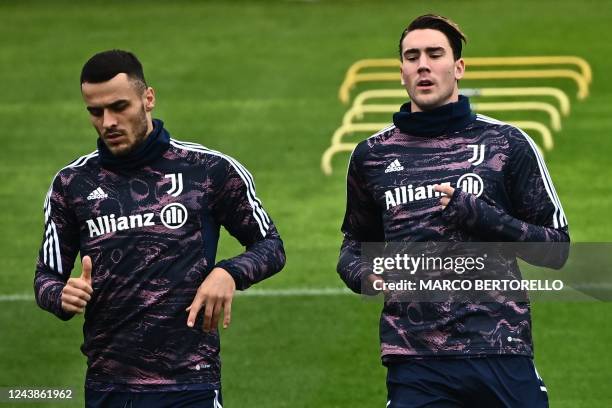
81,255,92,282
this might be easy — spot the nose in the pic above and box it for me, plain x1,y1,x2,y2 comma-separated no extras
417,54,430,73
102,109,118,129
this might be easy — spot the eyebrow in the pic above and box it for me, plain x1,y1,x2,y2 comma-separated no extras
86,99,129,112
403,46,446,56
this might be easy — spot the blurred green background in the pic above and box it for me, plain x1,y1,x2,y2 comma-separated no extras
1,0,611,406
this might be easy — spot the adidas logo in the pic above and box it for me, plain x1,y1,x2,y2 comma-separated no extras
87,187,108,201
384,159,404,173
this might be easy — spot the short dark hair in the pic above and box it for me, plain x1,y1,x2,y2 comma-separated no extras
398,14,467,61
80,49,147,91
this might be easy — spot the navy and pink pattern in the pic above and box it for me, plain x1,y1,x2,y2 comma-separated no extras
337,98,569,362
35,122,285,391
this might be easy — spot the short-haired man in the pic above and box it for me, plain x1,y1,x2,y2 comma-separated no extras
337,15,568,407
35,50,286,407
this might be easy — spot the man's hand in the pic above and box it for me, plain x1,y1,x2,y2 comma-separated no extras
61,255,93,314
434,184,455,209
364,273,387,296
186,267,236,332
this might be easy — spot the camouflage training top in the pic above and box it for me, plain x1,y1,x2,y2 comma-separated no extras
337,96,569,363
35,119,285,391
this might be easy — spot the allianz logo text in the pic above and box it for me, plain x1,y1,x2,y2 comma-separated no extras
384,173,484,210
86,203,188,237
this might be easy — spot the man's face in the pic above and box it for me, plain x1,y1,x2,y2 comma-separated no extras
400,28,464,112
81,73,155,157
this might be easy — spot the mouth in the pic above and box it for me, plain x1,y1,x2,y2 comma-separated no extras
103,131,126,145
416,79,435,89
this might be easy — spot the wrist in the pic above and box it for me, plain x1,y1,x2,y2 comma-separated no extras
213,260,245,290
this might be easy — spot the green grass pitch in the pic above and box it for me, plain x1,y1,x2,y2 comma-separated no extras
0,1,611,406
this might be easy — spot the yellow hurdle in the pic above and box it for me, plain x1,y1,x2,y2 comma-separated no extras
321,119,551,175
473,102,561,132
351,87,571,116
507,121,553,152
325,56,591,174
462,87,570,116
339,56,592,103
321,143,358,175
343,102,562,132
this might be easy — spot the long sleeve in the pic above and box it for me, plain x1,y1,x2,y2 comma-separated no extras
337,146,384,293
442,129,569,268
211,157,285,290
34,172,80,320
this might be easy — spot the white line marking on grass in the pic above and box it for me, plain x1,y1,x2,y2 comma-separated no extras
0,288,353,302
6,284,612,302
238,287,352,297
0,293,33,302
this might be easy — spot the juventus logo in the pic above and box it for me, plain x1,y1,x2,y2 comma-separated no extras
164,173,183,197
467,144,485,166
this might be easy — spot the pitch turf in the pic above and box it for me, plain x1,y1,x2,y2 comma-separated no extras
0,1,611,406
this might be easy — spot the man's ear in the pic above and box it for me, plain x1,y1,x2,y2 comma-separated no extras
144,87,155,111
454,58,465,81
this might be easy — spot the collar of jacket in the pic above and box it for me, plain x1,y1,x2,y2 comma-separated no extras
97,118,170,170
392,95,476,137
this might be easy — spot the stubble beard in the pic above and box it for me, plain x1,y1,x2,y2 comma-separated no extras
105,107,149,157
